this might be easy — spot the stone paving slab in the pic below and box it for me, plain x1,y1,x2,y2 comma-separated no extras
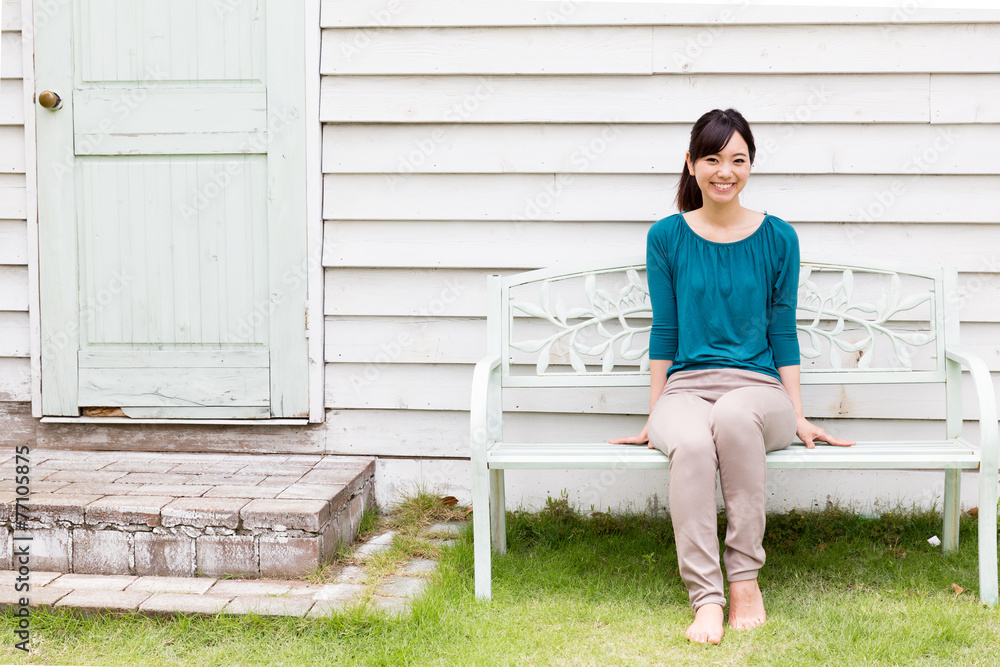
125,576,218,595
206,579,294,597
54,588,152,612
224,595,316,617
140,593,233,615
52,574,138,591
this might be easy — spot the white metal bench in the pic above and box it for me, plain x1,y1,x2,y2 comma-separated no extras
470,257,999,605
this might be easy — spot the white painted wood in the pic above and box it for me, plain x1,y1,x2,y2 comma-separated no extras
78,349,270,368
652,24,1000,73
0,80,24,124
0,311,29,356
266,0,310,418
0,174,25,218
321,74,930,124
20,0,40,418
0,127,25,172
0,30,22,79
323,123,1000,176
78,367,270,407
323,26,653,75
74,89,268,155
41,415,307,425
2,0,20,30
0,357,29,400
325,408,470,457
0,267,28,312
932,74,1000,123
325,316,486,364
306,0,325,424
0,219,26,261
323,220,1000,272
325,174,1000,224
321,1,1000,28
33,0,310,419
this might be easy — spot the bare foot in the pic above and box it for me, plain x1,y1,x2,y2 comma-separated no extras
686,603,724,644
728,579,766,630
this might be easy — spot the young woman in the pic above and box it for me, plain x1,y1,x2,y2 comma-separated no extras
610,108,854,645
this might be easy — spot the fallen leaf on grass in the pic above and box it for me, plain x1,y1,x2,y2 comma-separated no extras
952,583,965,595
439,496,459,506
465,507,474,516
967,507,979,517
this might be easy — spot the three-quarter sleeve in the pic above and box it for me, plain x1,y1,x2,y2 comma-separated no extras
767,227,801,368
647,224,677,361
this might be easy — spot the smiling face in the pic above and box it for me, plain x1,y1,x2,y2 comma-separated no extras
685,131,752,208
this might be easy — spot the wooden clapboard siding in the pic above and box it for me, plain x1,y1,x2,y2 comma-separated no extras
322,24,1000,75
325,173,1000,223
932,75,1000,123
321,1,1000,27
324,220,1000,271
0,312,29,357
323,123,1000,175
0,3,29,411
323,26,654,75
322,74,931,124
318,4,1000,487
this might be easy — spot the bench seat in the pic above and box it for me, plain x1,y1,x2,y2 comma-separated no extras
488,440,983,470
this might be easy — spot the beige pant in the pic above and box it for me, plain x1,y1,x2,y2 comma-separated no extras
647,368,797,611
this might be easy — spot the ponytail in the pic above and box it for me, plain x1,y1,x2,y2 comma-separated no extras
675,159,702,213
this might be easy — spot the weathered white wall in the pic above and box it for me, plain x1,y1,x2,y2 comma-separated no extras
4,1,1000,514
0,0,31,409
320,1,1000,512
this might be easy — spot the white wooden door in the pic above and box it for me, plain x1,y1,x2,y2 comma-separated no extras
35,0,309,418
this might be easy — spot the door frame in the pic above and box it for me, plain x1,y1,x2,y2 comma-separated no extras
23,0,325,424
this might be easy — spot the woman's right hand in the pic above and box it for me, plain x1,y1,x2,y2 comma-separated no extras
609,421,651,448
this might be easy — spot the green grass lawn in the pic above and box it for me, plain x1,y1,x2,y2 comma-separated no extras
2,495,999,666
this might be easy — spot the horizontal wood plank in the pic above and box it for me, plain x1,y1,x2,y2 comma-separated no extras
0,265,28,310
0,311,29,356
932,74,1000,123
323,122,996,176
0,357,29,401
321,1,1000,28
325,316,485,364
1,0,19,31
0,80,23,125
79,349,270,368
0,219,26,262
653,24,1000,74
0,173,25,218
324,173,1000,224
323,26,652,75
0,126,25,173
323,220,1000,271
320,74,930,124
78,367,270,407
1,30,21,79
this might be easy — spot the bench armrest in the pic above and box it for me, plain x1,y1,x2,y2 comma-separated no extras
471,354,502,460
946,345,999,474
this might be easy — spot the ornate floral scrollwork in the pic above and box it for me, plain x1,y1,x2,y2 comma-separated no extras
509,266,936,374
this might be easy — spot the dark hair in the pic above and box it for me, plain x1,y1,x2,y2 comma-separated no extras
675,108,757,213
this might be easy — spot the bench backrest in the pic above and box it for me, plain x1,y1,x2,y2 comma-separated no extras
487,258,953,389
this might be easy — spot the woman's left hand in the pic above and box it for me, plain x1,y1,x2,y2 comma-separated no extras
797,416,855,448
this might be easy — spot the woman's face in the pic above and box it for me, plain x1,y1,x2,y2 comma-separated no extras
686,131,752,208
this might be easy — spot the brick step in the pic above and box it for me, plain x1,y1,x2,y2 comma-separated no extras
0,449,376,578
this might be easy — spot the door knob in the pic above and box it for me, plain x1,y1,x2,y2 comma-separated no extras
38,91,62,110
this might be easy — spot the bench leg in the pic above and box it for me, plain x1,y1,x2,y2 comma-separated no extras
490,468,507,554
943,469,960,554
472,460,492,600
978,468,999,606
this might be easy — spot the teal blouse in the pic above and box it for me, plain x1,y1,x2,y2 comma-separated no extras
646,212,801,380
